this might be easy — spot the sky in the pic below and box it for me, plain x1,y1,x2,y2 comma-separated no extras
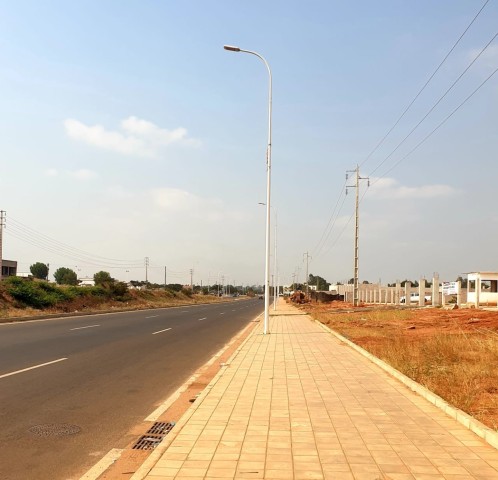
1,0,497,287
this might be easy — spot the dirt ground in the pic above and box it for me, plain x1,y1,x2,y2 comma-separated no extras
299,300,498,431
302,301,498,334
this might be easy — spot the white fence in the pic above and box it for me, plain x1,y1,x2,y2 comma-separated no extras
335,276,468,307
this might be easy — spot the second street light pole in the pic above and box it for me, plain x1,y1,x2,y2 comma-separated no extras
224,44,272,335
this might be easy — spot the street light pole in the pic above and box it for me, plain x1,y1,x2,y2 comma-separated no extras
224,44,272,335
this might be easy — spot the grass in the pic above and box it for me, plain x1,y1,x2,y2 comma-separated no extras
310,307,498,431
0,277,237,318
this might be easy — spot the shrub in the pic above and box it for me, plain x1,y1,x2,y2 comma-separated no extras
4,277,61,308
109,282,130,300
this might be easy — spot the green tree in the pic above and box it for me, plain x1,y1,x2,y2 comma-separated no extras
308,274,330,291
53,267,78,285
30,262,49,280
94,271,114,286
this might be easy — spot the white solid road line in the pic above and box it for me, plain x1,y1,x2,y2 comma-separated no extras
152,327,172,335
79,448,124,480
198,317,207,321
70,324,100,331
0,358,68,379
145,315,159,318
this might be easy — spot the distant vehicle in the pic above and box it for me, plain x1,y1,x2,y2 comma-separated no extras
258,295,263,299
400,292,431,304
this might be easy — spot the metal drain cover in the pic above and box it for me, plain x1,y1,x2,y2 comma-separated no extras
132,435,163,450
146,421,175,435
132,421,176,450
29,423,81,437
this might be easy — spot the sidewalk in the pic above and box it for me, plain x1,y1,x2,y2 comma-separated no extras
132,300,498,480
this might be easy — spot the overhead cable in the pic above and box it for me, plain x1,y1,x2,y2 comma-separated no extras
360,0,490,169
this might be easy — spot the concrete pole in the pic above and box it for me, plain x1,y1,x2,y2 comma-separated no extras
457,280,462,307
404,281,411,306
419,278,425,307
432,273,440,306
475,275,480,308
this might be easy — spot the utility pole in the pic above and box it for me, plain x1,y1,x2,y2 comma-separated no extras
346,165,369,307
145,257,149,283
164,266,167,289
303,252,311,300
190,268,193,290
0,210,5,280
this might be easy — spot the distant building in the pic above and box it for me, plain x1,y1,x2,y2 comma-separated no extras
78,277,95,287
466,271,498,307
1,259,17,279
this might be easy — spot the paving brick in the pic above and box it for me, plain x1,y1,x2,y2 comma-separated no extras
138,300,498,480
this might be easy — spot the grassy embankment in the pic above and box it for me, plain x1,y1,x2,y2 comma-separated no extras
0,277,230,320
307,306,498,431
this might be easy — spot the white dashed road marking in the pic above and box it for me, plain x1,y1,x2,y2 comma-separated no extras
70,325,100,331
0,358,68,379
152,328,172,335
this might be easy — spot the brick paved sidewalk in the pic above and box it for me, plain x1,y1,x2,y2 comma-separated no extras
133,300,498,480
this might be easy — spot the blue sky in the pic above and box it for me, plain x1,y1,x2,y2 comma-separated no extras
1,1,497,286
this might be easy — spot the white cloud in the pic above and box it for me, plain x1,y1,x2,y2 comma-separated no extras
152,187,220,214
64,116,200,158
106,185,134,199
44,168,58,177
368,177,457,199
69,169,98,180
150,187,241,223
468,44,498,70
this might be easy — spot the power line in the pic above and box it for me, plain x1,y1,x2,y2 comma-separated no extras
371,63,498,183
369,28,498,177
7,217,143,266
311,180,348,259
360,0,490,169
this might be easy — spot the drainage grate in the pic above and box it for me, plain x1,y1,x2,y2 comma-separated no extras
132,421,176,450
146,421,175,435
132,435,164,450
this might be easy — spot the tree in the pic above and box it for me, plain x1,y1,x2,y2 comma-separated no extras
308,274,330,291
53,267,78,285
400,279,419,287
94,271,114,286
30,262,49,280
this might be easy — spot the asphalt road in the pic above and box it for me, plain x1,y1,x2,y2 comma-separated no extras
0,297,264,480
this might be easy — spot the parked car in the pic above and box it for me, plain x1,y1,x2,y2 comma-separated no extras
258,295,263,299
400,292,431,304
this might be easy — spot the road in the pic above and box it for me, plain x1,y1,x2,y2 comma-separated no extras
0,297,264,480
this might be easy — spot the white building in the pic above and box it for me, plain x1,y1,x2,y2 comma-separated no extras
466,271,498,307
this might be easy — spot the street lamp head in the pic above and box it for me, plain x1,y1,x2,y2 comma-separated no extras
224,45,240,52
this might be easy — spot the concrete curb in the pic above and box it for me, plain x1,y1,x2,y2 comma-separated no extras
313,318,498,450
129,312,263,480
